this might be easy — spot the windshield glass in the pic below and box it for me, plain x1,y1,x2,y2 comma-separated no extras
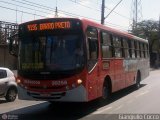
20,34,84,72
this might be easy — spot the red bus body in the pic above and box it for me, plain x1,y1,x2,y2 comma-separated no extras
16,18,149,102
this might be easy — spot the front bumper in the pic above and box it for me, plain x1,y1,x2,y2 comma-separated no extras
18,85,87,102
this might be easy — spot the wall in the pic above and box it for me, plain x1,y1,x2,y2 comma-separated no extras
0,44,17,69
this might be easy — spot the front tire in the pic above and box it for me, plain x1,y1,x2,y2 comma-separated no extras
102,82,110,102
5,87,17,102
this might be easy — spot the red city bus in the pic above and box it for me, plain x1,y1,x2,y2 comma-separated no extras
9,18,149,102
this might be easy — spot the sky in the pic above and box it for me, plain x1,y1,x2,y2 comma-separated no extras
0,0,160,31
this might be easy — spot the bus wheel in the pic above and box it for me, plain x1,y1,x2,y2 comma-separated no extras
102,82,110,101
135,71,141,89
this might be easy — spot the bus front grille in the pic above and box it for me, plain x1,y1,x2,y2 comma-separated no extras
29,86,65,90
27,91,66,99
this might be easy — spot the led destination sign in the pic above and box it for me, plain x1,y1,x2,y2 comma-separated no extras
27,21,71,31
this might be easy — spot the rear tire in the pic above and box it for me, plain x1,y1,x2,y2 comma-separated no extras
5,87,17,102
135,71,141,90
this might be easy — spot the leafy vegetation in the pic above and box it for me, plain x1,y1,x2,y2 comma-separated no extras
132,20,160,67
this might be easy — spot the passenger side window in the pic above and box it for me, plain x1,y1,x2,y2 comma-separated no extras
113,36,122,58
101,31,113,58
0,70,7,79
135,41,140,58
128,40,135,58
122,38,130,58
86,27,98,71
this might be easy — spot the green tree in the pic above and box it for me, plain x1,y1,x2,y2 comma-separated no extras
132,20,159,67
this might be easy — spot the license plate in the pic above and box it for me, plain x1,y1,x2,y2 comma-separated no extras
41,93,50,97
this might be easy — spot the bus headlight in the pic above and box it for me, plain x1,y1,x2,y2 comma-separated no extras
16,79,21,84
77,79,82,85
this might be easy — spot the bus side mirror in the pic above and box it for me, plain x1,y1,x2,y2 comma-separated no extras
8,33,18,57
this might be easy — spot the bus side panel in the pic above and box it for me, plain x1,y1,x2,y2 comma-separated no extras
87,63,100,101
113,59,126,91
124,59,137,87
101,59,126,93
137,59,150,81
100,59,113,88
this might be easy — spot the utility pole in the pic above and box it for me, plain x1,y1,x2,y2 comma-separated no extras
101,0,123,25
131,0,142,35
55,0,58,17
101,0,105,25
135,0,138,29
132,0,138,33
55,7,58,17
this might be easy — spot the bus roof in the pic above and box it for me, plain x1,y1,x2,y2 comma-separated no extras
80,18,148,43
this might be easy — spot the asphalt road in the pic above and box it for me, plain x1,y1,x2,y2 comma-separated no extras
0,69,160,120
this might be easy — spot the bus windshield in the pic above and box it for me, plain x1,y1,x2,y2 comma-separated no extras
20,33,84,72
